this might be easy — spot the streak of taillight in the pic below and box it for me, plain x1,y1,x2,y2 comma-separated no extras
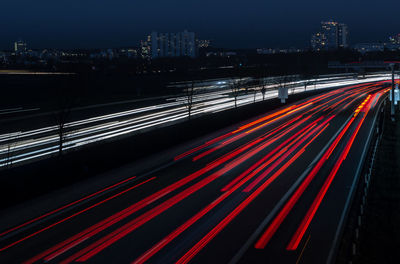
220,115,321,193
287,94,375,250
133,118,325,264
0,175,137,240
245,117,331,193
18,177,155,263
173,132,233,161
175,120,330,264
175,150,306,264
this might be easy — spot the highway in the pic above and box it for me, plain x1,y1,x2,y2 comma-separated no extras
0,73,390,168
0,80,391,263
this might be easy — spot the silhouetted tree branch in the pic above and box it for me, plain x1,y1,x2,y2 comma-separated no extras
230,78,241,108
53,75,77,155
185,80,195,120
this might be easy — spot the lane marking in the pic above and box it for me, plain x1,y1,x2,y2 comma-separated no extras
228,111,354,264
296,235,311,264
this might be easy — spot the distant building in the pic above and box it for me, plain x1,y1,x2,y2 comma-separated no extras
389,34,400,44
311,21,348,50
385,43,400,51
140,35,151,59
311,32,326,51
205,51,237,57
257,47,302,54
353,42,400,53
338,23,349,48
88,49,116,60
118,48,138,58
14,40,27,53
321,21,338,49
197,39,211,48
150,30,196,59
0,52,6,63
354,43,385,53
257,48,277,54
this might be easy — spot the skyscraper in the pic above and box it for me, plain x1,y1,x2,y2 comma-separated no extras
14,40,27,53
150,30,196,59
311,21,348,50
321,21,338,49
140,35,151,59
338,23,349,48
311,32,326,51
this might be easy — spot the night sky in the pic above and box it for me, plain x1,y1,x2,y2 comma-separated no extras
2,0,400,50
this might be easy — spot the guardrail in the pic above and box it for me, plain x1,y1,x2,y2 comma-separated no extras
332,98,387,264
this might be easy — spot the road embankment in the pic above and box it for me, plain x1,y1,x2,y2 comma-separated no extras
337,101,400,263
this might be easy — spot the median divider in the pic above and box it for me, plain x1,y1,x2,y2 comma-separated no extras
0,88,335,210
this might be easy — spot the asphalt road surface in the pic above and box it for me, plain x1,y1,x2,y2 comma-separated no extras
0,80,391,264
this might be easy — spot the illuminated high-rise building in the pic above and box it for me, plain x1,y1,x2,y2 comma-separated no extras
150,30,196,59
14,40,27,53
311,32,326,51
311,21,348,50
321,21,338,49
338,23,349,48
140,35,151,59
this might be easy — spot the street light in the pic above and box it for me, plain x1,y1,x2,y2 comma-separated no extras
390,63,395,121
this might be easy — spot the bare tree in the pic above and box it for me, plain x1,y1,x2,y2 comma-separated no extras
230,78,241,108
314,75,318,89
261,86,266,101
185,80,195,120
55,101,71,155
255,76,266,103
290,75,300,94
53,76,76,155
253,85,257,103
4,133,19,169
5,144,11,168
5,140,13,169
302,73,313,91
260,75,268,101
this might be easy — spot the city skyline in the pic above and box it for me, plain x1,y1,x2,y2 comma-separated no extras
4,27,400,53
1,0,400,50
